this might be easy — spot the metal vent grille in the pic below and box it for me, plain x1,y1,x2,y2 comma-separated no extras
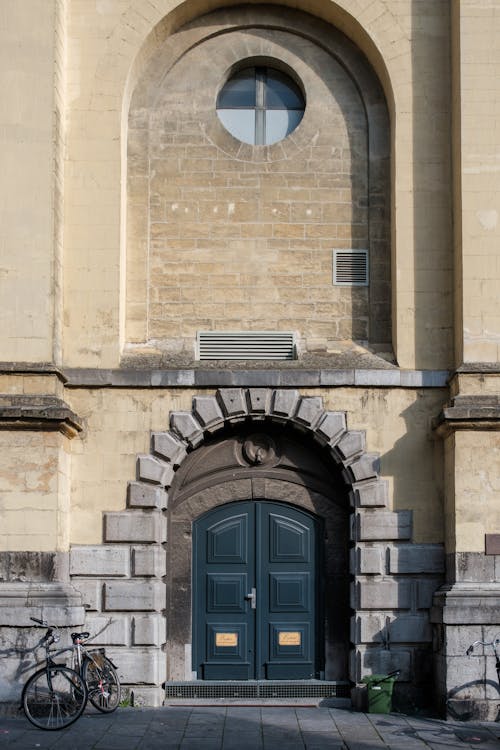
164,681,350,699
333,249,369,286
197,331,296,360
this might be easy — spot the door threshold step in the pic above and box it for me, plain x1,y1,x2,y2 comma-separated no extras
164,681,351,700
163,697,352,708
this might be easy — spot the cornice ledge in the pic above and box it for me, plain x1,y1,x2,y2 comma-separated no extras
433,395,500,437
0,395,83,438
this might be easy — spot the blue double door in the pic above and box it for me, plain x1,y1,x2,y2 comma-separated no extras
193,501,321,680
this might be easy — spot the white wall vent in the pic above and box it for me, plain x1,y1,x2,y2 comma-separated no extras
197,331,296,360
333,249,369,286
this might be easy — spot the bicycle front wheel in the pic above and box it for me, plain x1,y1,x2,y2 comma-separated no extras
83,654,121,712
22,665,88,730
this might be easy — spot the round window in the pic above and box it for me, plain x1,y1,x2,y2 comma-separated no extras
216,66,305,146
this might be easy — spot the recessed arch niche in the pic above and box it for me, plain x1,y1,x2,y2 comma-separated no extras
166,423,351,681
124,5,391,362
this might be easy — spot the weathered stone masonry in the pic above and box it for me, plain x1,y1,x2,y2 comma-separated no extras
67,388,444,707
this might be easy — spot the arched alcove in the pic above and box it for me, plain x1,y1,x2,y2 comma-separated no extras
166,422,351,681
124,5,391,362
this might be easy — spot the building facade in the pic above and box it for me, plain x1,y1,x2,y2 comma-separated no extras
1,0,499,719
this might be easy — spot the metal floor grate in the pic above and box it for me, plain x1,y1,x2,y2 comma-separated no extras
164,681,350,699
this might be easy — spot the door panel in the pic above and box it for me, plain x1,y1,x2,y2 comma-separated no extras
208,515,248,563
193,501,320,680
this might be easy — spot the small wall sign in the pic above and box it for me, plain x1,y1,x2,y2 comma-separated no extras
278,631,301,646
215,632,238,647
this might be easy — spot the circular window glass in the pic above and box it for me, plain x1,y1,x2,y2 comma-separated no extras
217,66,305,146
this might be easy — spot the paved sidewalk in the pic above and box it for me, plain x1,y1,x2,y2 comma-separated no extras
1,705,499,750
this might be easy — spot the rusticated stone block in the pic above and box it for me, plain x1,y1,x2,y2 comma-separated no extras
128,482,167,509
70,546,130,577
103,581,165,612
129,686,164,707
352,480,389,508
386,614,432,643
351,613,384,644
246,388,272,414
151,432,187,467
389,544,445,574
72,580,101,611
352,647,412,682
356,580,412,610
0,584,85,626
292,397,324,428
192,395,225,431
357,511,412,541
315,411,346,445
105,647,165,685
216,388,248,417
132,546,166,577
137,455,174,487
84,615,129,646
352,545,384,575
271,389,300,418
169,412,204,447
104,512,163,544
132,614,166,646
336,431,365,461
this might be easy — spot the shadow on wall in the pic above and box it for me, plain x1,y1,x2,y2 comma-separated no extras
411,0,454,370
379,394,445,540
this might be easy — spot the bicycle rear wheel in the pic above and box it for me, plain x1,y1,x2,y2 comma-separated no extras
83,653,121,712
22,665,88,730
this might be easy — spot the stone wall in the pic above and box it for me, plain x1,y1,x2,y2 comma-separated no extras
126,7,390,355
64,388,445,707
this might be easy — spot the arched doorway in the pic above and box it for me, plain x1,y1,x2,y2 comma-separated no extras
193,500,322,680
166,423,351,683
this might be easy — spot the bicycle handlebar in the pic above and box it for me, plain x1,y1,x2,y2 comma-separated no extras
30,617,61,645
466,635,500,656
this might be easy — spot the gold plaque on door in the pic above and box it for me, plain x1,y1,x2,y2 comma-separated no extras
278,631,301,646
215,632,238,647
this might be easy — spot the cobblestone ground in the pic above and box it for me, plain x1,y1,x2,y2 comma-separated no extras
1,706,499,750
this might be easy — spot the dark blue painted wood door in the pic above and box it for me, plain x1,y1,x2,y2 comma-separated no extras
193,501,320,680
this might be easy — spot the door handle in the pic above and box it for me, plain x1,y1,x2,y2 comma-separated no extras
245,587,256,609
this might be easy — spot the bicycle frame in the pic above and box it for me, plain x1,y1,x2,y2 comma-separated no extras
466,634,500,686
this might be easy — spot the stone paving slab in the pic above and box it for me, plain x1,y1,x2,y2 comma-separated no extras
0,706,499,750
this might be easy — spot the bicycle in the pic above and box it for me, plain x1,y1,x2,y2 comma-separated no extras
466,633,500,686
22,617,121,730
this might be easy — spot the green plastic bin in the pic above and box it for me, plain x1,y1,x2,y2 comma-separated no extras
362,670,399,714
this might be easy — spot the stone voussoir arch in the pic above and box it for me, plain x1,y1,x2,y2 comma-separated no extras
127,387,388,511
77,389,443,703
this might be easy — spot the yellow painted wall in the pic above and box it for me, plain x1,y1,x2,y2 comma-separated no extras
0,0,59,363
453,1,500,365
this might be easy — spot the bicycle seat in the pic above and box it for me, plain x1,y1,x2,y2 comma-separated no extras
71,631,90,642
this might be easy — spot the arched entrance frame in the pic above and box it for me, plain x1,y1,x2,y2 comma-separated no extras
166,430,352,682
131,387,388,682
69,387,444,707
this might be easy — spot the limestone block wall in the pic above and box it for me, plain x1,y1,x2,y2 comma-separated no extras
65,387,445,706
0,431,71,553
55,0,454,370
69,543,166,707
432,385,500,720
66,383,446,547
0,0,61,363
452,1,500,364
126,7,391,357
